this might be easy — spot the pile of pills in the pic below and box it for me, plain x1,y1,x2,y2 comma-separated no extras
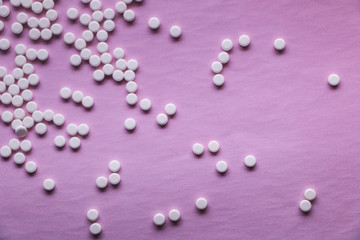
60,87,94,109
96,160,121,189
299,188,316,213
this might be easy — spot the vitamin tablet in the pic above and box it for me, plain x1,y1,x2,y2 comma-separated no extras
124,0,133,4
299,199,312,213
216,160,228,173
123,10,135,22
274,38,286,51
64,32,76,44
41,29,52,41
139,98,151,111
238,34,250,47
192,143,204,156
168,209,180,222
67,8,78,20
66,123,78,136
54,135,66,148
125,81,137,93
11,22,23,35
116,59,127,70
25,161,37,174
93,70,105,82
32,110,43,122
92,10,103,22
96,176,108,189
244,155,256,168
164,103,176,116
104,8,115,20
148,17,160,30
26,101,37,113
211,61,223,74
29,28,41,40
12,68,24,80
23,116,34,128
90,0,101,11
153,213,165,226
87,209,99,222
74,39,86,50
124,118,136,131
115,1,127,13
31,2,43,14
124,70,135,81
21,90,33,102
27,17,39,28
15,43,27,55
12,95,24,107
14,152,26,165
109,173,121,185
109,160,120,172
28,74,39,86
43,179,55,191
39,18,50,29
53,113,65,126
221,39,233,51
103,20,115,32
218,52,230,64
43,0,54,10
37,49,49,61
78,123,89,136
17,78,29,89
195,197,207,211
50,24,62,35
69,137,81,149
43,109,54,121
82,30,94,42
0,146,12,158
60,87,72,100
70,54,82,67
11,119,23,130
0,5,10,18
22,0,33,9
1,93,12,105
213,74,224,87
80,48,92,60
16,125,27,137
35,123,47,135
4,74,15,85
208,140,220,153
0,66,7,78
46,9,58,21
156,113,168,126
22,63,34,75
88,21,100,32
97,42,108,53
0,38,10,51
89,55,101,67
103,64,114,76
100,53,112,64
170,25,181,38
11,0,21,8
328,74,340,87
26,48,37,60
89,223,102,235
304,189,316,201
80,13,91,26
126,93,138,105
9,138,20,150
82,96,94,108
110,70,123,82
72,91,83,103
9,84,20,95
127,59,138,71
113,48,125,59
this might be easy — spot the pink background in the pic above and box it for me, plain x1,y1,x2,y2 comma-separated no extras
1,0,360,239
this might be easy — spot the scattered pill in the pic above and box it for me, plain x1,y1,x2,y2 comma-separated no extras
54,135,66,148
304,189,316,201
89,223,102,235
28,74,39,86
29,28,41,40
299,199,312,213
46,9,57,21
168,209,180,222
153,213,165,226
16,125,28,137
20,140,32,152
109,173,121,185
148,17,160,30
82,96,94,109
213,74,224,87
50,23,62,35
96,176,108,189
72,91,84,103
11,22,24,35
12,95,24,107
109,160,120,172
41,29,53,41
9,139,20,150
43,110,54,122
11,119,23,130
164,103,176,116
192,143,204,156
26,48,38,60
74,39,86,50
43,0,54,10
32,1,43,14
139,98,151,111
87,209,99,222
113,48,125,59
25,161,37,174
196,197,207,211
43,178,55,191
218,52,230,64
124,70,135,81
208,140,220,153
125,81,137,93
0,38,10,51
90,0,102,11
328,74,340,87
97,42,108,53
126,93,138,105
32,111,44,122
124,118,136,131
123,9,135,22
89,55,101,67
221,39,233,51
93,70,105,82
216,160,228,173
17,78,29,89
103,8,115,20
244,155,256,168
64,32,76,44
39,17,50,29
35,123,47,135
80,13,91,26
274,38,286,51
1,93,12,105
78,124,89,136
80,48,92,60
96,30,108,42
92,10,103,22
103,20,115,32
23,116,34,128
66,123,78,136
26,101,38,113
100,53,112,64
67,8,78,20
0,5,10,18
70,54,82,67
53,113,65,126
69,137,81,149
127,59,138,71
88,21,100,32
115,1,127,13
0,146,12,158
14,152,26,165
37,49,49,61
116,59,127,70
156,113,168,126
170,25,181,38
238,34,250,47
211,61,223,74
103,64,114,76
60,87,72,100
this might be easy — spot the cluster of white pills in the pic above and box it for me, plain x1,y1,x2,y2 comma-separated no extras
156,103,176,127
96,160,121,189
60,87,94,109
87,209,102,235
192,140,220,156
299,188,316,213
153,209,181,227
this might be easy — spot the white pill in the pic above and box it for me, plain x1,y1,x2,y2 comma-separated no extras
82,96,94,108
26,101,37,113
213,74,224,87
78,123,89,136
115,2,127,13
67,8,78,20
26,48,37,60
46,9,58,21
15,43,27,55
97,42,108,53
125,81,137,93
22,90,33,101
170,25,182,38
89,55,101,67
23,116,34,128
103,64,114,76
22,0,33,9
304,189,316,201
109,173,121,185
89,223,102,235
104,8,115,20
87,209,99,222
35,123,47,135
11,0,21,7
35,49,48,62
239,34,250,47
208,140,220,153
27,17,39,28
11,22,23,35
113,48,125,59
139,98,151,111
32,110,43,122
328,74,340,87
17,78,29,89
12,68,24,80
50,23,62,35
164,103,176,116
43,178,55,191
1,93,12,105
31,1,43,13
274,38,286,51
0,38,10,51
69,137,81,149
93,70,105,82
80,13,91,26
40,29,52,41
54,135,66,148
96,176,107,189
244,155,256,168
221,39,233,51
211,61,223,74
4,74,15,85
126,93,137,105
82,30,94,42
110,70,123,82
216,160,228,173
192,143,204,156
109,160,120,172
124,118,136,131
97,30,108,42
90,0,101,11
25,161,37,173
153,213,165,226
12,95,24,107
72,91,83,103
22,63,34,75
75,39,86,50
123,10,135,22
53,113,65,126
195,197,207,211
127,59,138,71
88,21,100,32
156,113,168,126
66,123,78,136
9,84,20,95
70,54,82,67
28,74,39,86
14,152,26,165
116,59,127,70
60,87,72,100
124,70,135,81
92,10,103,22
0,146,12,158
218,52,230,64
9,138,20,150
0,66,7,78
0,5,10,18
299,200,312,213
11,119,23,130
101,53,112,64
103,20,115,32
80,48,92,60
64,32,76,44
168,209,180,222
43,0,54,10
148,17,160,30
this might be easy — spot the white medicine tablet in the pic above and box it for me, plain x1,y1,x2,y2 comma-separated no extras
14,152,26,165
216,160,228,173
11,119,23,130
25,161,37,174
39,17,50,29
60,87,72,100
67,8,78,20
66,123,78,136
54,135,66,148
109,173,121,185
69,137,81,149
127,59,138,71
89,223,102,235
11,22,23,35
124,118,136,131
148,17,160,30
87,209,99,222
88,21,100,32
168,209,180,222
0,38,10,51
195,197,207,211
9,138,21,150
125,81,137,93
80,13,91,26
43,0,55,10
32,110,43,122
104,8,115,20
211,61,223,74
328,74,340,87
43,178,55,191
139,98,151,111
304,189,316,201
15,43,27,55
53,113,65,126
0,146,12,158
31,1,43,14
35,123,47,135
82,96,94,108
29,28,41,40
17,78,29,89
22,89,33,102
17,13,28,24
1,93,12,105
213,74,225,87
20,140,32,152
116,59,127,70
9,84,20,95
46,9,58,21
50,24,62,36
1,110,13,123
164,103,176,116
126,93,138,105
89,55,101,67
0,20,3,32
156,113,168,126
96,176,108,189
299,200,312,213
123,9,135,22
64,32,76,45
109,160,120,172
115,1,127,13
11,0,21,7
208,140,220,153
97,42,108,53
70,54,82,67
221,39,233,51
101,53,112,64
23,116,34,128
103,20,115,32
78,123,90,136
26,101,37,113
28,74,39,86
103,64,114,76
74,39,86,50
239,34,250,47
92,10,103,22
12,95,24,107
218,52,230,64
4,74,15,85
16,125,28,137
244,155,256,168
0,5,10,18
113,48,125,59
96,30,108,42
192,143,204,156
37,49,49,61
93,70,105,82
170,25,181,38
80,48,92,60
124,70,135,81
153,213,165,226
72,91,83,103
22,63,34,75
26,48,38,60
274,38,286,51
40,29,52,41
90,0,102,11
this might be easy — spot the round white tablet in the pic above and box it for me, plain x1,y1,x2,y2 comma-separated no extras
244,155,256,168
11,0,21,7
70,54,82,67
11,22,23,35
67,8,78,20
0,38,10,51
23,116,34,128
78,123,89,136
13,68,24,80
123,9,135,22
116,59,127,70
9,138,20,150
304,189,316,201
43,178,55,191
4,74,15,85
109,160,120,172
156,113,168,126
97,42,108,53
125,81,137,93
239,34,250,47
41,29,52,41
213,74,224,87
46,9,58,21
0,146,12,158
25,161,37,174
139,98,151,111
69,137,81,149
127,59,138,71
22,63,34,75
208,140,220,153
22,90,33,101
96,176,107,189
26,101,37,113
148,17,160,30
66,123,78,136
9,84,20,95
274,38,286,51
17,13,28,24
22,0,33,9
28,74,39,86
43,0,55,10
31,2,43,14
11,119,23,130
96,30,108,42
195,197,207,211
87,209,99,222
103,20,115,32
211,61,223,74
26,48,37,60
90,0,101,11
80,48,92,60
124,118,136,131
80,13,91,26
170,25,181,38
32,110,43,122
64,32,76,44
88,21,100,32
89,55,101,67
74,39,86,50
82,96,94,108
50,23,62,35
168,209,180,222
54,135,66,148
164,103,176,116
218,52,230,64
12,95,24,107
216,160,228,173
221,39,233,51
17,78,29,89
35,123,47,135
103,64,114,76
153,213,165,226
15,44,27,55
93,70,105,82
101,53,112,64
299,200,312,213
72,91,83,103
29,28,41,40
328,74,340,87
14,152,26,165
39,18,50,29
0,66,7,78
53,113,65,126
126,93,138,105
104,8,115,20
92,10,103,22
115,1,127,13
89,223,102,235
109,173,121,185
27,17,39,28
1,93,12,105
192,143,204,156
16,125,28,137
113,48,125,59
37,49,49,61
0,5,10,18
60,87,72,100
20,140,32,152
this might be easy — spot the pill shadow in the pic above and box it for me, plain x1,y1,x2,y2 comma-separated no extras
124,128,137,134
70,146,81,153
170,36,182,43
54,145,65,151
111,183,121,190
328,83,341,90
274,48,286,55
43,188,56,196
244,165,257,172
238,44,252,52
169,219,182,227
89,232,103,239
153,223,166,231
195,207,209,216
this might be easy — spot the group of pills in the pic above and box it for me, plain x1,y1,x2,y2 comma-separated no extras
87,209,102,235
96,160,121,189
156,103,176,127
299,189,316,213
148,16,182,39
54,122,89,150
60,87,94,109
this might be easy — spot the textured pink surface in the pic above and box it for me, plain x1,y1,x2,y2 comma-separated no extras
1,0,360,239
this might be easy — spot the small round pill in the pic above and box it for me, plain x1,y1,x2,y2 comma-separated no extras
109,173,121,185
11,22,23,35
124,118,136,131
12,95,24,107
92,10,103,22
17,14,28,24
43,0,54,9
221,39,233,51
125,81,137,93
26,101,37,113
22,63,34,75
9,139,20,150
0,20,3,32
126,93,138,105
0,38,10,51
299,200,312,213
170,25,181,38
70,55,82,67
74,39,86,51
192,143,204,156
216,160,228,173
304,189,316,201
239,34,250,47
23,116,34,128
244,155,256,168
22,0,33,8
37,49,49,61
80,13,91,26
88,21,100,33
60,87,72,100
93,70,105,82
153,213,165,226
103,20,115,32
104,8,115,20
113,48,125,59
67,8,78,20
4,74,15,85
96,176,107,189
28,74,39,86
115,1,127,13
168,209,180,222
50,23,62,35
53,114,65,126
29,28,41,40
82,96,94,108
218,52,230,64
64,32,76,44
27,17,39,28
78,124,89,136
96,30,108,42
9,84,20,95
274,38,286,51
26,48,38,60
66,123,78,136
0,5,10,18
103,64,114,76
211,61,223,74
164,103,176,116
16,125,28,137
25,161,37,174
39,18,50,29
156,113,168,126
90,0,101,11
89,223,102,235
328,74,340,87
31,2,43,14
35,123,47,135
69,137,81,149
32,111,43,122
116,59,127,70
213,74,224,87
54,135,66,148
21,90,33,102
14,152,26,165
139,98,151,111
40,29,52,41
46,9,58,21
80,48,92,60
1,93,12,105
72,91,83,103
0,146,12,158
101,53,112,64
15,43,27,55
127,59,138,71
97,42,108,53
124,70,135,81
43,179,55,191
123,9,135,22
109,160,120,172
196,197,207,211
208,140,220,153
87,209,99,222
11,0,21,7
17,78,29,89
89,55,101,67
148,17,160,30
11,119,23,130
